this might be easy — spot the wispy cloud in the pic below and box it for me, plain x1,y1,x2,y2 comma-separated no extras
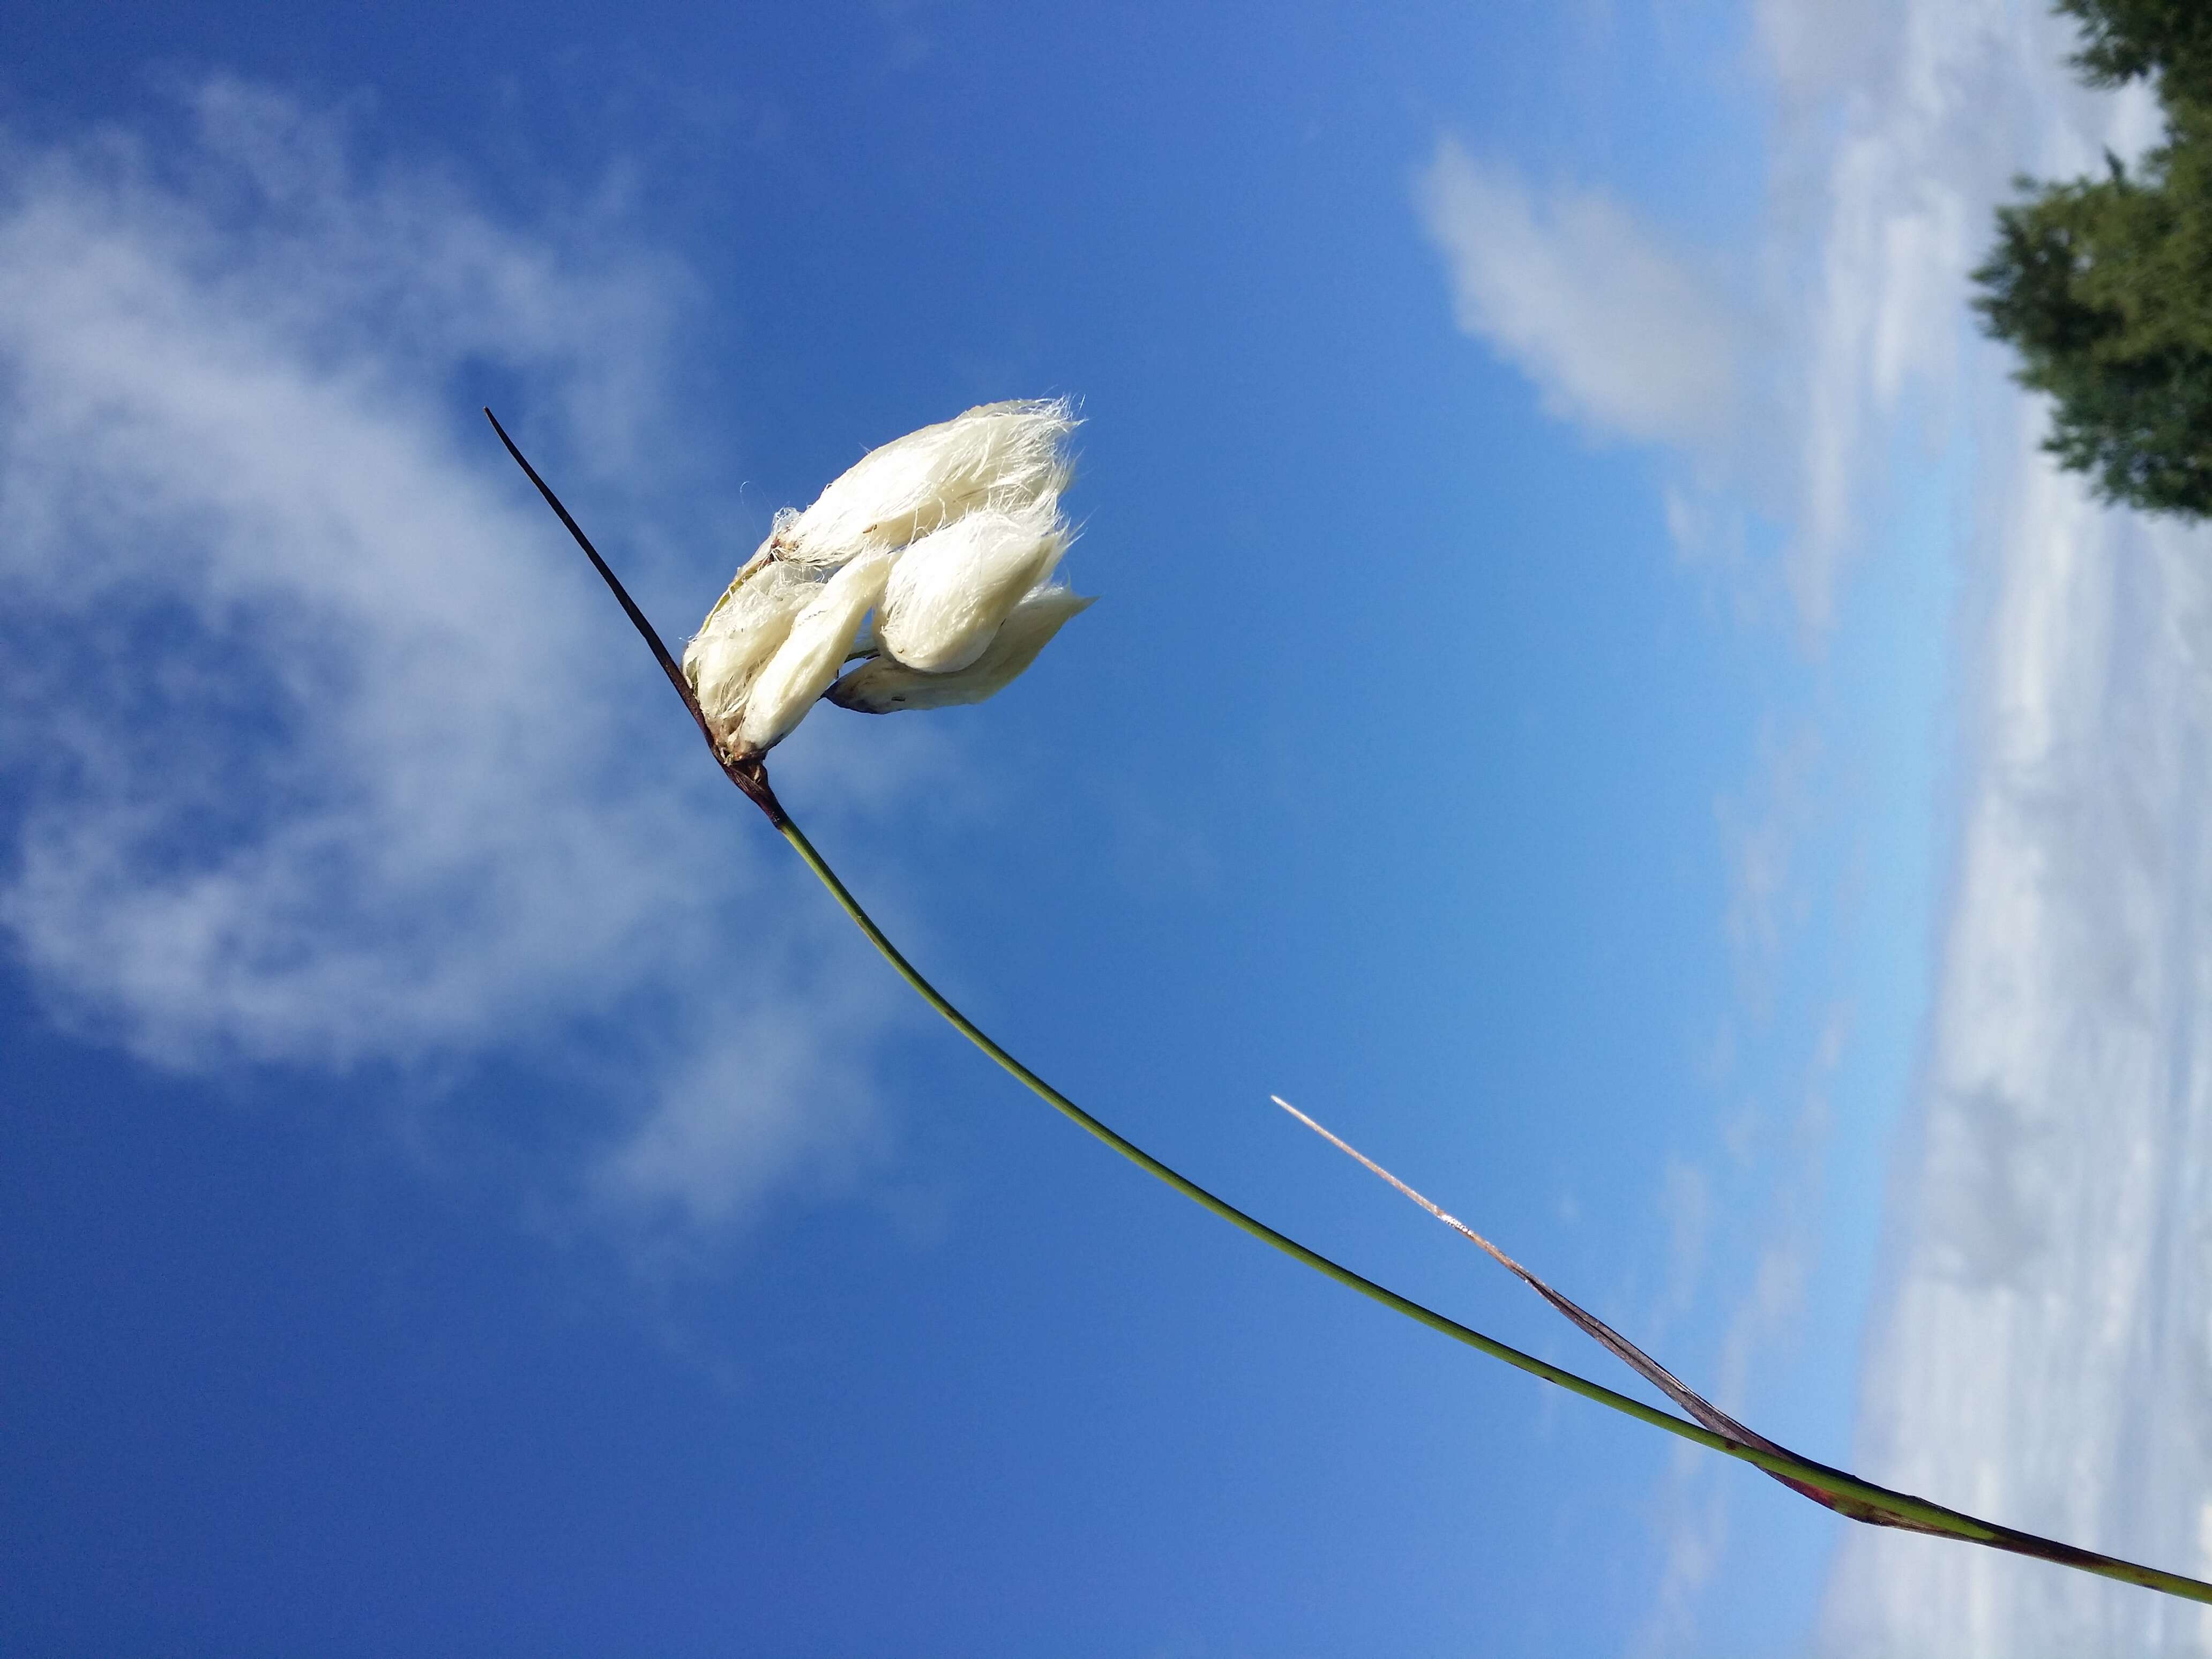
1415,18,2160,637
0,80,910,1236
1712,2,2212,1647
1820,419,2212,1651
1733,1,2212,1653
1419,2,2212,1648
1414,138,1744,461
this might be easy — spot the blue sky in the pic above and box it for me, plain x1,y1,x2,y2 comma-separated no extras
3,3,2204,1655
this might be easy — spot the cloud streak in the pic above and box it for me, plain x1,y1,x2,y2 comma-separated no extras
0,80,905,1234
1417,2,2212,1649
1414,139,1744,462
1820,386,2212,1653
1735,0,2212,1650
1414,10,2162,638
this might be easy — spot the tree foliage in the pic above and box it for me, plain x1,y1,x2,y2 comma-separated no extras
2057,0,2212,91
1974,0,2212,516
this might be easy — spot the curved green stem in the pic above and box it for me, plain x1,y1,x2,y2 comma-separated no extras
483,406,2212,1608
776,814,2212,1605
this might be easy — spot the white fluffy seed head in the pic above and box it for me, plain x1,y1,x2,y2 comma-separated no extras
827,583,1096,714
685,398,1092,752
877,496,1067,675
682,557,813,734
733,552,893,754
767,398,1077,570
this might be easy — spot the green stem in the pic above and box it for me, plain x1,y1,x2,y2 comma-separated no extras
776,813,2212,1605
481,407,2211,1607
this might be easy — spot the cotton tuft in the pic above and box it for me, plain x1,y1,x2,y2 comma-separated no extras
682,399,1093,756
735,552,891,754
765,399,1076,569
828,585,1096,713
685,559,815,737
876,496,1067,674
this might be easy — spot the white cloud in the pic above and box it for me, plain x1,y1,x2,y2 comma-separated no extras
1413,138,1744,459
1751,0,1897,106
1415,85,1974,630
1819,428,2212,1655
1760,0,2170,637
1604,1,2212,1648
1418,3,2212,1648
1419,1,2165,638
0,80,909,1234
1742,3,2212,1652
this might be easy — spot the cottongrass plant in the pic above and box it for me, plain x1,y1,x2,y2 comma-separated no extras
486,402,2212,1606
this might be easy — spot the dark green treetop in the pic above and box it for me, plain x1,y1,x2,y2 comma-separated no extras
1973,1,2212,517
2057,0,2212,91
